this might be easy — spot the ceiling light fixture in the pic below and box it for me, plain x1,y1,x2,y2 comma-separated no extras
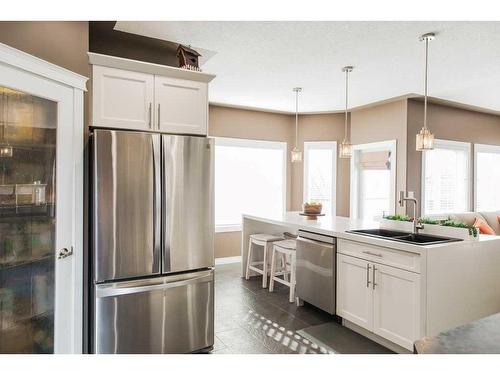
416,32,436,151
339,66,353,159
291,87,303,163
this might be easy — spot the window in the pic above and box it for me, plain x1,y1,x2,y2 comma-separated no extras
350,140,396,221
475,143,500,211
303,142,337,216
422,139,471,216
214,137,287,232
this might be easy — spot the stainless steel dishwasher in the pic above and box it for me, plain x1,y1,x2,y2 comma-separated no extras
296,230,336,314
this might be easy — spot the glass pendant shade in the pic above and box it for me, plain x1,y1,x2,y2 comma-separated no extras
0,145,13,157
339,139,352,158
291,87,302,163
416,127,434,151
291,146,302,163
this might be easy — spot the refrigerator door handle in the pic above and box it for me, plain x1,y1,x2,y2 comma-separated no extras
95,270,213,298
152,135,161,274
162,137,171,273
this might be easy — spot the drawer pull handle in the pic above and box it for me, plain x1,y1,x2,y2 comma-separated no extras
362,250,383,258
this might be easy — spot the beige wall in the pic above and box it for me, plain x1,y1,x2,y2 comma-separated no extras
290,113,349,216
0,21,90,125
406,99,500,209
209,105,294,258
209,105,348,258
351,100,408,216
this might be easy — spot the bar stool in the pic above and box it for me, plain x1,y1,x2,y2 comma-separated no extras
245,233,283,288
269,239,297,303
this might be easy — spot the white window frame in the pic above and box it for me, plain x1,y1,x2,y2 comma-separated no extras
421,139,472,217
303,141,337,217
350,140,397,220
474,143,500,212
214,137,287,233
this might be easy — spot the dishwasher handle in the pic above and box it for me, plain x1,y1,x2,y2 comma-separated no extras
297,230,336,245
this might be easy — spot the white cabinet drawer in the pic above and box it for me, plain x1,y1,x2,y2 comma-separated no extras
338,239,420,273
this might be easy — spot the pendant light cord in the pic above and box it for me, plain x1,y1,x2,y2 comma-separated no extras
424,37,429,130
344,68,349,141
295,89,299,148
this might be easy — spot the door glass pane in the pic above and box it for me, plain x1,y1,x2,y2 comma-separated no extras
0,86,57,353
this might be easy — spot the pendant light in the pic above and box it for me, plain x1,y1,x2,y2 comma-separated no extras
339,66,353,159
291,87,302,163
416,32,436,151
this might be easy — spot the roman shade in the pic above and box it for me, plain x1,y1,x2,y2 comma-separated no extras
358,151,391,170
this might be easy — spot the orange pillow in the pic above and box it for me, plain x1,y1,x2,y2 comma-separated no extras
498,215,500,224
474,217,495,235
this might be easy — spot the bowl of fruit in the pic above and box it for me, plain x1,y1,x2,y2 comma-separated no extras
300,202,324,219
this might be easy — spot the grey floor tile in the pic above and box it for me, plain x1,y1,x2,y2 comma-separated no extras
298,322,393,354
215,327,274,354
213,262,393,355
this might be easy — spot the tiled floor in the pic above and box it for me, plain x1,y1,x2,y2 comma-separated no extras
213,262,393,354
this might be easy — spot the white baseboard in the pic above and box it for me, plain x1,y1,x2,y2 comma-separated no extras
215,256,242,265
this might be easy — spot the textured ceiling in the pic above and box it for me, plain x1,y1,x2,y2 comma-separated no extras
116,21,500,113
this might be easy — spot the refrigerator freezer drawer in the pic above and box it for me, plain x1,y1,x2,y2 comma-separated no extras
94,269,214,354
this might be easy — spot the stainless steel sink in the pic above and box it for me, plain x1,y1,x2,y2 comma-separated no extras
347,229,462,245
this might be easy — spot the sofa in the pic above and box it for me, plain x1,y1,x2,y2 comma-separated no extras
449,211,500,235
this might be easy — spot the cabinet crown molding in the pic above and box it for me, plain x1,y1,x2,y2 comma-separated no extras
88,52,216,83
0,42,88,91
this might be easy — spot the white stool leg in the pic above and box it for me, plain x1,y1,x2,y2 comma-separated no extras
245,238,253,280
262,242,269,288
269,246,277,292
282,253,289,282
289,252,297,303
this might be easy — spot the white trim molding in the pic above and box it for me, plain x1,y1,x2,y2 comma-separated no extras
88,52,216,83
215,256,242,265
421,139,472,217
303,141,337,217
214,137,288,232
474,143,500,211
350,140,397,220
0,42,88,91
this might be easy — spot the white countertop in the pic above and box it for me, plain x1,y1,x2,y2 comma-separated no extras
243,212,500,254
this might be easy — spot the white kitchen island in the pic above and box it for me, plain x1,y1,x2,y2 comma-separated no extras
242,212,500,352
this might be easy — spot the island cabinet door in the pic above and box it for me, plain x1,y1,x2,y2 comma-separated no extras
372,264,421,350
336,254,373,331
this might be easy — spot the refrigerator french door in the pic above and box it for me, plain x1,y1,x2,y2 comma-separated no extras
92,130,214,354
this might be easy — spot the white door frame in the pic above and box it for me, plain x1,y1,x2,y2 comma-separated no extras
0,42,87,353
350,140,397,220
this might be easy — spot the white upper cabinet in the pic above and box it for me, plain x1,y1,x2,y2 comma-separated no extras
92,65,154,130
89,53,215,135
155,76,208,135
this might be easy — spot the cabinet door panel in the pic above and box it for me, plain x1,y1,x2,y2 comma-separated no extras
155,76,207,135
336,254,373,331
373,264,421,350
93,66,154,130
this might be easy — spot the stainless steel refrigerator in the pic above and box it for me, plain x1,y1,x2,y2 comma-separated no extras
91,129,214,354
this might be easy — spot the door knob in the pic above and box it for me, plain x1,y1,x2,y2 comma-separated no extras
58,247,73,259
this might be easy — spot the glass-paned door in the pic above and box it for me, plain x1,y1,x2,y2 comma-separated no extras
0,86,57,353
